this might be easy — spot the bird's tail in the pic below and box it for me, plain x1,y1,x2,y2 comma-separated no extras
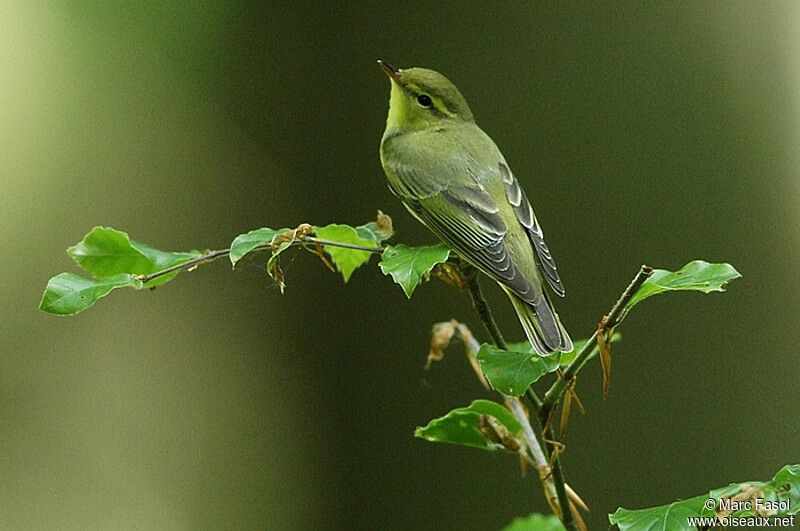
504,287,573,357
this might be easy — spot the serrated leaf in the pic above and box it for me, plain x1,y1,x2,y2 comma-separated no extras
415,399,521,451
315,224,379,282
229,227,288,266
39,273,142,316
475,344,561,396
503,513,566,531
67,227,201,287
609,463,799,530
379,243,451,297
626,261,741,310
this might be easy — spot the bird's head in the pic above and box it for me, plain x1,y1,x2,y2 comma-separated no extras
378,61,474,133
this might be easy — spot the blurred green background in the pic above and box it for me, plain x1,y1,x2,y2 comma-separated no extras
2,2,799,529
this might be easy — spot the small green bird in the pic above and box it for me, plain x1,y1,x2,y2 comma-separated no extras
378,61,572,356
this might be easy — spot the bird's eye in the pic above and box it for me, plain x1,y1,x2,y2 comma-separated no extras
417,94,433,108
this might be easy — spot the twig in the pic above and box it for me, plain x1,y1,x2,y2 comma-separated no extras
506,398,548,474
134,236,385,284
307,236,384,254
465,273,508,350
526,388,543,410
506,397,559,514
534,411,576,530
450,321,491,389
538,265,653,424
135,249,231,284
464,269,576,529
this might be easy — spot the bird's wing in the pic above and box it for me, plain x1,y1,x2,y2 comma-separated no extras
498,163,565,296
383,130,563,301
398,180,544,306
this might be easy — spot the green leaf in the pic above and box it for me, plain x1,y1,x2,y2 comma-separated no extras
774,464,800,513
609,495,709,531
315,224,379,282
475,343,561,396
703,464,800,518
39,273,142,316
229,227,288,267
379,243,451,297
626,261,741,310
502,513,566,531
415,399,521,451
67,227,201,287
609,463,799,530
506,333,621,368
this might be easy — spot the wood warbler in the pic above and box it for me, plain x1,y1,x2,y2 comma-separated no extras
378,61,572,356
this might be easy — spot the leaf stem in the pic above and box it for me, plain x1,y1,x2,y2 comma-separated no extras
538,265,653,424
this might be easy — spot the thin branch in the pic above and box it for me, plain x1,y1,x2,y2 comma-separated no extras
526,388,543,410
463,268,576,529
134,236,386,284
450,321,490,389
307,236,384,254
465,273,508,350
538,265,653,424
535,413,575,531
507,398,547,471
135,249,231,284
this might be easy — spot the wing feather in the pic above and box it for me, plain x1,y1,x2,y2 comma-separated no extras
404,188,541,304
499,163,565,296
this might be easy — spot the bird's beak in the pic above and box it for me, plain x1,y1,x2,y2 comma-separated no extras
377,60,404,86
